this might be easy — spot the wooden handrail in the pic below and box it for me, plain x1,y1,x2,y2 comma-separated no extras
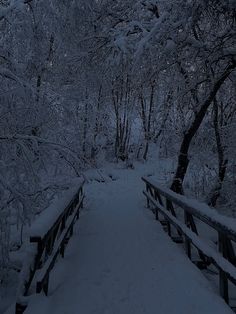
15,181,85,314
142,176,236,307
142,177,236,241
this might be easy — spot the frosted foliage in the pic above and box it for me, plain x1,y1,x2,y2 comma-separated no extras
0,0,236,307
0,0,96,288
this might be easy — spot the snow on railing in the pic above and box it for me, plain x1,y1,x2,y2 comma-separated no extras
142,176,236,309
15,181,85,314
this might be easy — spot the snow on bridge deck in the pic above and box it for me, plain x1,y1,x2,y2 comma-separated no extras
24,169,233,314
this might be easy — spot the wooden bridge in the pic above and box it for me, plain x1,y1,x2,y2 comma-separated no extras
14,173,236,314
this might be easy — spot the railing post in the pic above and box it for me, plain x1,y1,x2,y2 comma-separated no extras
184,236,191,259
77,189,83,219
43,276,49,296
184,210,191,259
80,187,84,209
36,275,49,296
70,225,74,237
60,242,65,258
36,280,42,294
146,184,150,208
165,199,172,236
218,232,229,303
61,215,66,231
154,190,159,220
15,303,27,314
77,208,80,220
156,190,163,206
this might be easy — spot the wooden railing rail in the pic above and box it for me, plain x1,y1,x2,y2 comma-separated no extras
15,182,85,314
142,176,236,308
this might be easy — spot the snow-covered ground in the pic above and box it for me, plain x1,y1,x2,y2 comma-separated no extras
5,164,233,314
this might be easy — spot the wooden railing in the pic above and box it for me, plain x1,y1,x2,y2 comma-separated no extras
15,181,85,314
142,176,236,309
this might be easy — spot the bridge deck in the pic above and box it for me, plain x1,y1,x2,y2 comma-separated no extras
24,169,233,314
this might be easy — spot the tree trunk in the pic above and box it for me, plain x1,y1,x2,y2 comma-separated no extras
171,62,236,194
208,98,228,207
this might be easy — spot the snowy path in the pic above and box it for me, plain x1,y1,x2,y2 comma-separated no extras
24,169,233,314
